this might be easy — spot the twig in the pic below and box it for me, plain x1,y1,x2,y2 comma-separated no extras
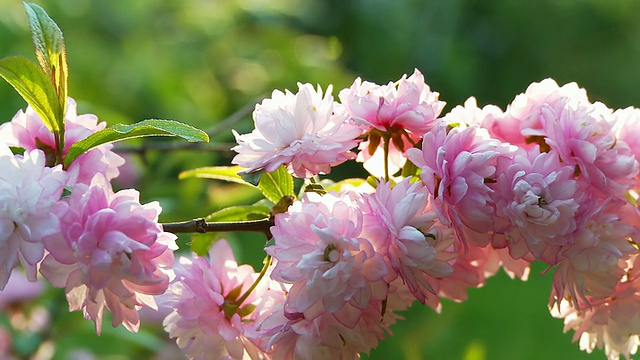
162,218,273,236
115,141,236,154
114,97,262,155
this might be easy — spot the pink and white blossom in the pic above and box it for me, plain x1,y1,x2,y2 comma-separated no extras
551,256,640,360
257,278,414,359
492,147,583,264
500,78,591,147
163,239,277,360
339,69,444,177
232,83,362,178
406,121,511,246
39,174,177,334
0,145,66,289
362,178,455,304
550,199,638,307
541,101,638,197
267,191,389,329
440,97,508,139
612,107,640,184
0,98,125,185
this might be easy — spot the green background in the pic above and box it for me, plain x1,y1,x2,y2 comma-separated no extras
2,0,638,358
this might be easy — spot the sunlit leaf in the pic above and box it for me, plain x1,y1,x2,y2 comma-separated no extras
0,56,62,134
204,205,271,222
24,2,68,124
64,119,209,167
179,166,257,188
257,165,294,203
325,178,369,193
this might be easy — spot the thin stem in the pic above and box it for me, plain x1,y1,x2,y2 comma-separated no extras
383,133,391,181
55,130,64,166
233,255,272,307
114,97,262,156
115,142,237,154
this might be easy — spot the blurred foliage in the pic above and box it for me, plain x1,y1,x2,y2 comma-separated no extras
2,0,639,358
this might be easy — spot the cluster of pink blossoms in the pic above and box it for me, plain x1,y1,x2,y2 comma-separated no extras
3,70,640,359
175,71,640,359
0,99,176,334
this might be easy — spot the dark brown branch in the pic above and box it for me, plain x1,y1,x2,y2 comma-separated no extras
162,218,274,236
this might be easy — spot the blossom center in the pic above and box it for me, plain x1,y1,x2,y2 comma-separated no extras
323,244,340,263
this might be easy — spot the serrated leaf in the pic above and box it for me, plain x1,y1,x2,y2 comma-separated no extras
0,56,62,134
204,205,270,222
24,2,68,125
257,165,294,203
179,166,257,188
64,119,209,167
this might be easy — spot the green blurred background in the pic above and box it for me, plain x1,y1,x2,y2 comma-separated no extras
2,0,639,358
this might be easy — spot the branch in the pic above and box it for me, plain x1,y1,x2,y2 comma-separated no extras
162,218,273,236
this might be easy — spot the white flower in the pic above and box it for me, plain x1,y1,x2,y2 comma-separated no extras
232,83,362,178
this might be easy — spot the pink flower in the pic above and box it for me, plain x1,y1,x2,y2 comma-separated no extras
0,145,66,289
406,121,511,246
257,278,413,359
0,98,125,185
266,191,389,329
232,83,361,178
542,101,638,197
612,107,640,185
39,174,177,334
551,255,640,360
339,69,445,177
501,78,591,147
550,199,638,307
492,147,583,264
162,239,276,360
362,178,455,304
440,97,508,138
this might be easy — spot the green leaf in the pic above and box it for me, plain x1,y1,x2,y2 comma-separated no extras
0,56,62,134
257,165,294,203
64,119,209,167
239,170,263,186
24,2,68,126
190,233,219,257
325,178,369,193
9,146,26,156
204,205,271,222
401,158,420,178
179,166,257,188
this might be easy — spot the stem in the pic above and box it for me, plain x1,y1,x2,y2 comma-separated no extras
55,130,64,166
383,133,391,181
403,131,417,147
233,255,272,307
161,218,273,237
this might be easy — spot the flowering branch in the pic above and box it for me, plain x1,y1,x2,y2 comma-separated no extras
4,4,640,359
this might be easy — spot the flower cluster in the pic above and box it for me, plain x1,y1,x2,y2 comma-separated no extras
3,68,640,360
0,99,175,334
180,71,639,359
